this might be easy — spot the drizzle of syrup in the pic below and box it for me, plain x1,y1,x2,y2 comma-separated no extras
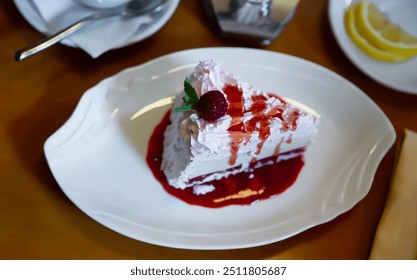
146,110,305,208
223,84,245,165
222,85,300,165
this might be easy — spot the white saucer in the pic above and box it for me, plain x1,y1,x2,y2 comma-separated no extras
14,0,179,50
328,0,417,95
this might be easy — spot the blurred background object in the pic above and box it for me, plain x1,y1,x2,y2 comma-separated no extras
204,0,300,45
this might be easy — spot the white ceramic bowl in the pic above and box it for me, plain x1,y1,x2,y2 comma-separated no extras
77,0,129,9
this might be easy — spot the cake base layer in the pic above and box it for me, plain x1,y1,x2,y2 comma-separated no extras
189,147,306,187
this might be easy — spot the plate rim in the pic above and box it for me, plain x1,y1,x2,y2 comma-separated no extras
44,47,396,249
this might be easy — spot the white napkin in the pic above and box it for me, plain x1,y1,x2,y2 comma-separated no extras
370,129,417,260
32,0,153,58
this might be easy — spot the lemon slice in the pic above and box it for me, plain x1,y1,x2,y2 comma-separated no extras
345,3,410,62
357,0,417,56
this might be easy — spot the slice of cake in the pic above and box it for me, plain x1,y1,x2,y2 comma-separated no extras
161,60,320,195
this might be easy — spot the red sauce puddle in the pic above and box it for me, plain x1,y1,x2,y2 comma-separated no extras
146,111,305,208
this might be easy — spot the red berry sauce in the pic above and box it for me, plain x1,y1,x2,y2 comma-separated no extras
223,84,301,165
146,110,305,208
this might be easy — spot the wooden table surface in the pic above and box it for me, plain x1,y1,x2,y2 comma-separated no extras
1,0,416,260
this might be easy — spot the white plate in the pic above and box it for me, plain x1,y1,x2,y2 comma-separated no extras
14,0,179,49
328,0,417,94
44,47,396,249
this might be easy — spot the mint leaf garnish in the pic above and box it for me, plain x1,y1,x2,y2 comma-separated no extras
183,78,199,104
172,104,194,112
173,78,199,113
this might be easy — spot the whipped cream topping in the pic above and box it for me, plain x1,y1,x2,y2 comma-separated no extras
161,60,320,190
187,60,237,97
